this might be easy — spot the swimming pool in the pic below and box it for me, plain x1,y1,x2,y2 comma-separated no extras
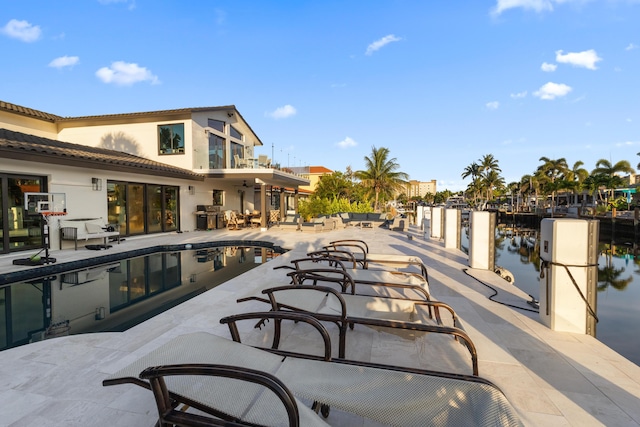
0,244,282,351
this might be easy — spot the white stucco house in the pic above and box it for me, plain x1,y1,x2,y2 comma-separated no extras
0,100,309,254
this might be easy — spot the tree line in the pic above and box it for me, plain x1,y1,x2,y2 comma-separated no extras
461,154,638,213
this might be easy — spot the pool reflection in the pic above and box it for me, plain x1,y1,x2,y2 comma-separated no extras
0,246,277,351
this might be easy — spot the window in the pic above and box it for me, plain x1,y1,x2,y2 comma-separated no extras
208,133,225,169
212,190,224,206
158,123,185,155
230,125,243,140
207,119,225,133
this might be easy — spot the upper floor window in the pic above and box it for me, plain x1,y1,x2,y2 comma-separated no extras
207,119,225,133
158,123,185,155
230,125,243,140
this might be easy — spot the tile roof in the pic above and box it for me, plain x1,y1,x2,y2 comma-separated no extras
0,99,263,147
0,128,204,181
0,101,63,122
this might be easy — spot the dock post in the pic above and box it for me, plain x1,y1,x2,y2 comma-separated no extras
444,209,461,249
430,206,444,240
539,218,599,336
468,211,495,270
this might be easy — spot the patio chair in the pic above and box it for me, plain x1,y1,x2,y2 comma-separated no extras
238,285,473,373
226,211,244,230
325,239,429,278
258,154,270,168
103,312,523,427
249,210,262,228
233,154,247,169
268,210,280,228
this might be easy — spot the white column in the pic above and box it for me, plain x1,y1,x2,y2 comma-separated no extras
468,211,495,270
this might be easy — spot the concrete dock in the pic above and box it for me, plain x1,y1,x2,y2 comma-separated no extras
1,225,639,426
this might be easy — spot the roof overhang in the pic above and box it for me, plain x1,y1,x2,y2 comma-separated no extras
200,169,310,188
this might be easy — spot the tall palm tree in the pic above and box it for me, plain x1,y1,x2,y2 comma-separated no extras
565,161,589,205
478,154,501,175
461,162,481,205
482,170,505,202
536,157,568,213
477,154,502,202
592,159,635,203
355,146,409,212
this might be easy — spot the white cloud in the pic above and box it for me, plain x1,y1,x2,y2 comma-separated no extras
266,105,297,119
98,0,136,10
626,43,638,51
365,34,401,55
95,61,159,86
510,91,527,99
491,0,554,16
336,137,357,149
486,101,500,110
555,49,602,70
49,56,79,69
541,62,557,72
533,82,572,100
1,19,41,42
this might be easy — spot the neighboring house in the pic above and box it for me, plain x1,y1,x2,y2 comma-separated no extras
294,166,333,193
0,100,309,255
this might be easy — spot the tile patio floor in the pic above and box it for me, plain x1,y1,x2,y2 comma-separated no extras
0,224,639,426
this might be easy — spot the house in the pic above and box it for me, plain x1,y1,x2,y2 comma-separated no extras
0,100,309,255
292,166,334,194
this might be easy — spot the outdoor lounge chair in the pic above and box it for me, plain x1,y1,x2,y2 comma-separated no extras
278,256,431,301
325,239,429,278
238,285,474,374
103,311,523,427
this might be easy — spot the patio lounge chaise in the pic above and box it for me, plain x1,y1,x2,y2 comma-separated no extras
325,239,429,278
238,285,474,374
278,256,431,301
103,312,523,427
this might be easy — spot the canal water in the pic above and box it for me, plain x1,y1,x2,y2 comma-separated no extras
461,223,640,367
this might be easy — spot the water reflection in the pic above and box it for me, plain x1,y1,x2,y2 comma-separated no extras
462,224,640,366
0,246,277,352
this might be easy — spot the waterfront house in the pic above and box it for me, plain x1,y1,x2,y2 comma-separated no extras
0,100,309,255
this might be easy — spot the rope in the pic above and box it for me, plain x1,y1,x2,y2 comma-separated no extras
540,260,599,323
463,269,539,314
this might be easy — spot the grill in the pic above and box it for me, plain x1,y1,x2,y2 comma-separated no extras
195,205,222,230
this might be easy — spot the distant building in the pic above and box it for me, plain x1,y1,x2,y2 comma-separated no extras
293,166,333,193
405,180,437,198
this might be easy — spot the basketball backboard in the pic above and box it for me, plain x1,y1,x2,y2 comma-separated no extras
24,192,67,216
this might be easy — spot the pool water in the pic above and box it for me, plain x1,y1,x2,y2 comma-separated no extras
0,246,278,351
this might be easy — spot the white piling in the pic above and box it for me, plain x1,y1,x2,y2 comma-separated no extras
539,218,598,335
468,211,495,270
444,209,461,249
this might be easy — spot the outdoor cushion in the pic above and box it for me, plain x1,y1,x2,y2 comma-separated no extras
85,222,104,234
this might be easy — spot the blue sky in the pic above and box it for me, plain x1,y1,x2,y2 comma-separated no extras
2,1,640,192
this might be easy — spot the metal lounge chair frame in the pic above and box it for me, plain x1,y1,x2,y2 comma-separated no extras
238,285,476,374
274,253,431,301
325,239,429,279
104,311,523,427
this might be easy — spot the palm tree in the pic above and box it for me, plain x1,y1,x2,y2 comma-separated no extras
478,154,503,203
592,159,635,204
565,161,589,205
536,157,568,214
461,162,481,206
355,146,409,212
482,170,505,202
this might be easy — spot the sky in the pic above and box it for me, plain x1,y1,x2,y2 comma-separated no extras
2,0,640,192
